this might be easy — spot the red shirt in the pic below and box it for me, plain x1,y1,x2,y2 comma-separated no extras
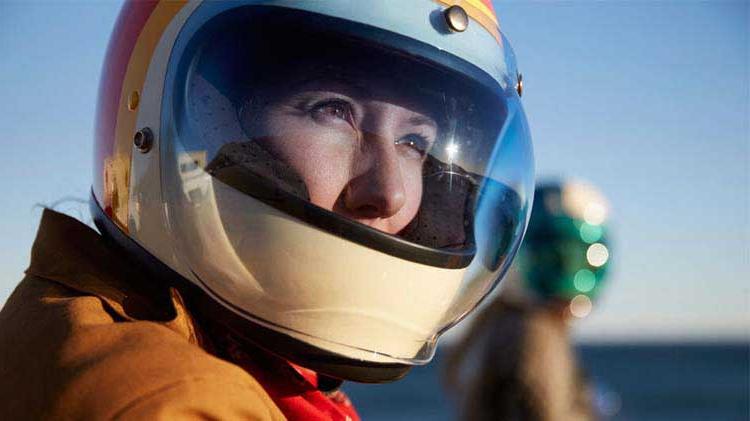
224,339,360,421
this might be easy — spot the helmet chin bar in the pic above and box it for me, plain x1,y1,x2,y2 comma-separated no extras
90,192,412,383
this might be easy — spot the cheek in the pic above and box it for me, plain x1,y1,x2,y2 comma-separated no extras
304,159,349,210
261,117,354,210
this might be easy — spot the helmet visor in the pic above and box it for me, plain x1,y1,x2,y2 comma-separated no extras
160,6,533,364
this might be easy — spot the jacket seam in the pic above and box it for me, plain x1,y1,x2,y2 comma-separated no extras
111,375,275,420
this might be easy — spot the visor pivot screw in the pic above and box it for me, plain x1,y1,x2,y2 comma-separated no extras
133,128,153,153
444,5,469,33
516,73,524,97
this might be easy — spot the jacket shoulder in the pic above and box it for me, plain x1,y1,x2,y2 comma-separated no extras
0,275,285,420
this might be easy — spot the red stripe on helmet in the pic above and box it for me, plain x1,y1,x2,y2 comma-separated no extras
93,0,158,215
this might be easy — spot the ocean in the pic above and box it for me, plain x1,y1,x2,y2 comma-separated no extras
343,343,749,420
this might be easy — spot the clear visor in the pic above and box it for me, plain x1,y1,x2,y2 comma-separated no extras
161,7,533,364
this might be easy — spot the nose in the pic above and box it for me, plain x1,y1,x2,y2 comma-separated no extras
343,116,408,219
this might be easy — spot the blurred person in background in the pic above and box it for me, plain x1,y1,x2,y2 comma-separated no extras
0,1,535,419
444,180,612,421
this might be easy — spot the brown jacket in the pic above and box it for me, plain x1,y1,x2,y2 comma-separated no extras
0,210,286,420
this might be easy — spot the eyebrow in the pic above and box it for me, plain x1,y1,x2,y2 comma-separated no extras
294,73,372,98
409,115,438,129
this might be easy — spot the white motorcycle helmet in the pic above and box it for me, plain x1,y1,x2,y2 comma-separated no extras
92,0,534,382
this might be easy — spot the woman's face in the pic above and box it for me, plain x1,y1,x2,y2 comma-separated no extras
245,76,439,235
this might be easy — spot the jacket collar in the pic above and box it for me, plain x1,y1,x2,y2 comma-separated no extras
25,209,198,341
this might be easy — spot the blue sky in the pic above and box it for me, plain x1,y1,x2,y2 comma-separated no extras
0,1,747,341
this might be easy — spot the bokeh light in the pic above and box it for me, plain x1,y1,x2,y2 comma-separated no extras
586,243,609,267
570,294,593,318
579,222,603,243
574,269,596,293
583,202,607,225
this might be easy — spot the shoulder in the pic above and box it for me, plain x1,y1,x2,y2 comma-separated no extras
60,316,285,420
518,307,577,381
108,373,285,420
0,275,284,420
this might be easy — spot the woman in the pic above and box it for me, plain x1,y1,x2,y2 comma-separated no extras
0,1,534,419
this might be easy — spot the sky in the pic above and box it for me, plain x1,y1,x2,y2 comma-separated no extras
0,0,747,342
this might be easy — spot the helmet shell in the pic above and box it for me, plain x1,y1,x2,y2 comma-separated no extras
91,0,531,382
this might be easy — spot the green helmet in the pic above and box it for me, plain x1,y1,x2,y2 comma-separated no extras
518,180,611,303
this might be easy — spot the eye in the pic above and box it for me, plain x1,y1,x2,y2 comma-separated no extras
310,98,355,125
396,133,431,159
